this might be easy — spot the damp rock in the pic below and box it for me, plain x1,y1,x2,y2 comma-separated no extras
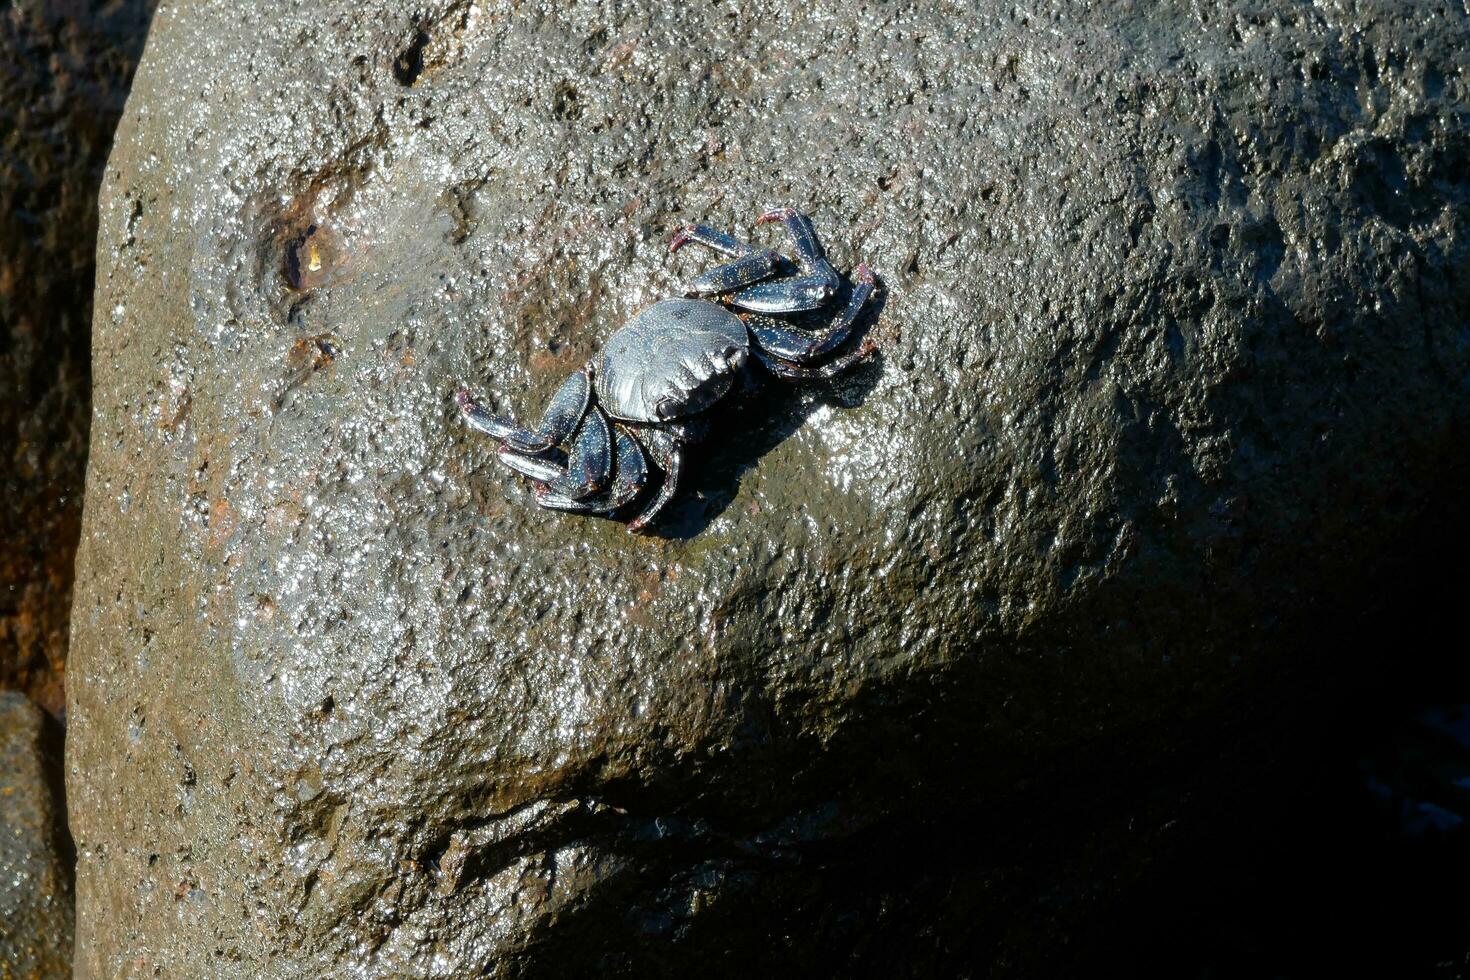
0,693,73,978
68,1,1470,976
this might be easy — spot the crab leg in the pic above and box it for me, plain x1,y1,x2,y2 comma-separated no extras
498,404,613,499
627,429,682,533
672,223,785,298
755,206,825,267
754,338,879,382
534,426,649,513
670,224,756,257
687,249,783,297
492,451,562,484
457,367,590,454
727,207,841,313
746,263,877,363
725,274,837,313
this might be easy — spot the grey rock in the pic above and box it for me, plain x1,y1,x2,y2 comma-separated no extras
0,693,73,979
0,1,155,715
68,0,1470,976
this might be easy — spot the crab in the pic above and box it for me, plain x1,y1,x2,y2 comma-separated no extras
456,207,879,532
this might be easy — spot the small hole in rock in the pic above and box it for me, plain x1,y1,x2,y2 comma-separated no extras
394,29,430,86
552,80,583,120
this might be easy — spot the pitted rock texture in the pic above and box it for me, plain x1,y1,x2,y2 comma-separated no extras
1,1,155,716
70,1,1470,976
0,693,73,979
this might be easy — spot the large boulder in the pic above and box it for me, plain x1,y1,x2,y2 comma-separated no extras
0,693,73,978
69,0,1470,976
0,2,155,714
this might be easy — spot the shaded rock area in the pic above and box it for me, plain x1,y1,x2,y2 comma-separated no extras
0,693,74,979
1,1,156,715
68,0,1470,977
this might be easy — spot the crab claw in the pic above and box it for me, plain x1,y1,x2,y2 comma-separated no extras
669,224,698,252
755,206,796,226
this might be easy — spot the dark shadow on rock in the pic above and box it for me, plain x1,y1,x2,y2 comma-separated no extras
0,1,158,717
35,705,77,877
462,462,1470,980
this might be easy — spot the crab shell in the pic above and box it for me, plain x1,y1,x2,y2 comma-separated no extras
595,298,750,423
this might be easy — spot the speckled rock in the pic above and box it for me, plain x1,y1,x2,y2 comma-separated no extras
69,0,1470,976
0,1,155,717
0,693,73,979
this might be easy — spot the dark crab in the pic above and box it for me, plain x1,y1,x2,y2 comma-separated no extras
456,207,879,532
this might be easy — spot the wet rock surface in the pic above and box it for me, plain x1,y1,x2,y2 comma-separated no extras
0,1,155,715
0,693,74,978
68,1,1470,976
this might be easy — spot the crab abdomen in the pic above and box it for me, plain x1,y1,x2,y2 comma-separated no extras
595,299,749,423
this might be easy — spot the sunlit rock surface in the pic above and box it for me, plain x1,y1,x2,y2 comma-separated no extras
69,1,1470,975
